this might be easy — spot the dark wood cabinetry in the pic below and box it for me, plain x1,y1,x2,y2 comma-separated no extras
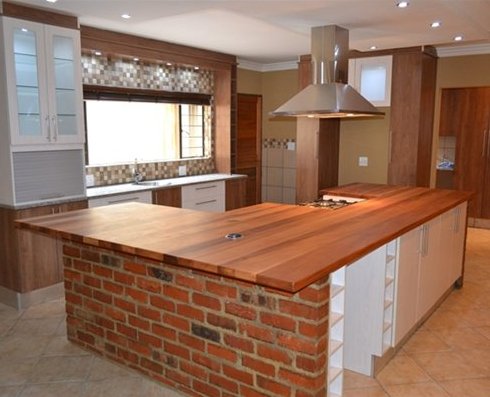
237,94,262,206
225,178,247,210
152,187,182,208
441,87,490,219
0,200,87,295
387,48,437,187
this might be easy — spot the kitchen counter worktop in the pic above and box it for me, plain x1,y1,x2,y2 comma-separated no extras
87,173,246,199
17,184,473,292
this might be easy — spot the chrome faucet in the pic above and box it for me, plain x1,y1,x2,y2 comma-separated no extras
133,158,143,184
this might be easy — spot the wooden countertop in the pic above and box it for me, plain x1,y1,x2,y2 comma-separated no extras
17,184,473,293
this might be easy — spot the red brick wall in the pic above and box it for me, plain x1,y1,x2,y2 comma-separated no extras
63,241,330,397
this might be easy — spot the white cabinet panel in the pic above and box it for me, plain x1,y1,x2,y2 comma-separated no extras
394,226,421,345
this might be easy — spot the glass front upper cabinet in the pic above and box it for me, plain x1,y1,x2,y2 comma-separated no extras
2,17,83,146
348,55,393,107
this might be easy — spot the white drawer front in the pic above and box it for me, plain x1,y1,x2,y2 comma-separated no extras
89,191,152,208
181,181,225,212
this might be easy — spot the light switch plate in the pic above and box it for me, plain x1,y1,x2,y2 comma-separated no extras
358,156,368,167
86,174,95,187
178,165,187,176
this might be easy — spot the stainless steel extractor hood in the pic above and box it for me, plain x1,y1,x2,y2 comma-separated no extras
271,25,384,119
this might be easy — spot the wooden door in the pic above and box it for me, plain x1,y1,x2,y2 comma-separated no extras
237,94,262,206
479,89,490,219
452,87,490,218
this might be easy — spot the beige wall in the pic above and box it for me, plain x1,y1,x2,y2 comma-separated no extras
237,68,298,140
431,54,490,186
338,109,391,185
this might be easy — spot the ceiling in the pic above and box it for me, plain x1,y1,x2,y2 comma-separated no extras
11,0,490,66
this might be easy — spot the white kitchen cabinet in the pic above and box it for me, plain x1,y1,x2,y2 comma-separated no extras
181,180,225,212
327,266,346,397
393,226,421,345
417,216,443,320
348,55,392,107
440,203,467,287
393,203,468,344
1,16,84,146
88,191,152,208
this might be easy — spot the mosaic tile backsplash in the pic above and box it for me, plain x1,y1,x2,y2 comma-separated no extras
81,54,216,186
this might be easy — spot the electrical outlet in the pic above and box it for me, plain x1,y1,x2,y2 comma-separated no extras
178,165,187,176
358,156,368,167
86,174,95,187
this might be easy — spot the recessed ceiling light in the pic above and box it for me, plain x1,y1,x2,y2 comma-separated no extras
46,0,58,3
194,66,200,70
397,1,409,8
121,13,131,19
94,51,102,56
454,35,464,41
133,57,139,61
431,21,442,28
166,62,172,66
370,45,377,50
21,28,28,33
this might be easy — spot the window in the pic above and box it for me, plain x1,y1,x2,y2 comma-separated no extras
83,86,211,166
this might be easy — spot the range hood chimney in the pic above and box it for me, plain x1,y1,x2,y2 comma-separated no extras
271,25,384,119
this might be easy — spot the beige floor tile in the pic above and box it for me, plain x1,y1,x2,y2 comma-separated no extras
424,308,472,330
376,355,430,387
0,304,23,321
43,336,90,357
343,386,389,397
0,385,22,397
88,357,140,381
440,377,490,397
475,326,490,340
402,330,451,354
410,351,487,382
29,355,93,383
21,299,66,320
344,369,380,389
0,357,38,386
19,381,84,397
431,328,490,351
458,308,490,328
82,377,170,397
7,318,63,337
383,381,451,397
457,349,490,375
0,335,51,359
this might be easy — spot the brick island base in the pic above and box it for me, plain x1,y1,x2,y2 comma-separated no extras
62,241,330,397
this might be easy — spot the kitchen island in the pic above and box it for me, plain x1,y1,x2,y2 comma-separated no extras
17,184,473,397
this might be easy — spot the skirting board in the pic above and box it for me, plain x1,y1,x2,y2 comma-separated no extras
0,282,64,310
468,218,490,229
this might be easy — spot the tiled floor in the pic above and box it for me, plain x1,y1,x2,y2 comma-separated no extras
0,228,488,397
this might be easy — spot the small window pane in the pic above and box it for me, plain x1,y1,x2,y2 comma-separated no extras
359,65,387,102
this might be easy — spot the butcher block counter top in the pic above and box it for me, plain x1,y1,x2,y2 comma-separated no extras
17,184,473,293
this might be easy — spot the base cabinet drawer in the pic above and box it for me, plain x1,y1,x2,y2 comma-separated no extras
181,181,225,212
89,191,152,208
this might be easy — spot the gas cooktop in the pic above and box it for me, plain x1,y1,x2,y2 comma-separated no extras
299,194,365,210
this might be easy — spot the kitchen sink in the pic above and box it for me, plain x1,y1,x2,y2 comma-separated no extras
133,180,172,187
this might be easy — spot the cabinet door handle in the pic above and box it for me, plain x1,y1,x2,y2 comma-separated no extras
196,199,217,206
45,116,51,141
195,185,216,191
486,127,490,158
388,130,393,164
421,224,429,257
51,116,58,142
